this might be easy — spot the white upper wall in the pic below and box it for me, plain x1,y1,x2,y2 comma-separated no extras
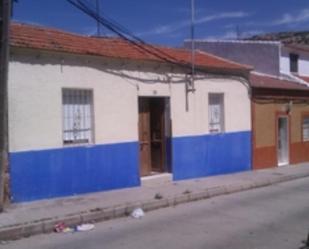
170,77,251,137
9,50,140,152
280,46,309,76
9,48,251,152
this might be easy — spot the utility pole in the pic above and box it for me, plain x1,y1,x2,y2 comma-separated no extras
0,0,11,211
95,0,101,36
186,0,196,111
190,0,195,90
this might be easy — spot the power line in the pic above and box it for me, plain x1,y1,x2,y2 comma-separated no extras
66,0,194,71
76,0,181,63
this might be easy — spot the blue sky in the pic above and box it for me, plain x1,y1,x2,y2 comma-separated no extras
13,0,309,46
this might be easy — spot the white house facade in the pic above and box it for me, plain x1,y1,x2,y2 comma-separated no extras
8,23,252,202
280,44,309,77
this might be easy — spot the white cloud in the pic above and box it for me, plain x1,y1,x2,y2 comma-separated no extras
224,9,309,29
206,29,263,40
195,12,249,25
240,30,264,38
137,11,250,37
272,9,309,25
208,30,237,40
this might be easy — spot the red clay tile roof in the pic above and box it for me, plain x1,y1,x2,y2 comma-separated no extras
250,73,309,91
298,75,309,83
10,22,252,73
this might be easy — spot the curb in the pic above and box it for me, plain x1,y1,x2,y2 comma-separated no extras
0,172,308,241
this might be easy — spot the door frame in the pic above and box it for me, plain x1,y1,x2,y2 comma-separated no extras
276,112,291,166
138,96,171,177
138,97,152,176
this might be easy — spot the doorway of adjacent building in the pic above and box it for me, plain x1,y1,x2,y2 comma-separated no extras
277,116,289,166
138,97,171,177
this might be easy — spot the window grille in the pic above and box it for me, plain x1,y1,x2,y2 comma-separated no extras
208,93,224,133
303,116,309,142
62,89,94,145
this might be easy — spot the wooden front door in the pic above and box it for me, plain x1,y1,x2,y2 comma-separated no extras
139,98,151,176
138,97,167,176
150,98,165,172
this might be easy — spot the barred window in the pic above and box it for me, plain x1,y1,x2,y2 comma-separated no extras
62,89,94,145
208,93,225,134
303,116,309,142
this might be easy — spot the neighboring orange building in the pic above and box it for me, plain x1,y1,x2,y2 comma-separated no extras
189,40,309,170
251,73,309,169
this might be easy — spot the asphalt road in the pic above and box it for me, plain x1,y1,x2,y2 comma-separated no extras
2,177,309,249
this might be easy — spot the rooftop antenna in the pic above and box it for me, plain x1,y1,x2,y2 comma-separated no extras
236,25,241,40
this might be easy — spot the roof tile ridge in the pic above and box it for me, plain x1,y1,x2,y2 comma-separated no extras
11,21,108,40
282,72,309,88
251,71,281,78
196,49,253,70
185,39,281,45
252,71,309,88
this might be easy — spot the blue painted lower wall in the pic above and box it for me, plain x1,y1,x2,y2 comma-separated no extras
9,131,251,202
10,142,140,203
172,131,251,180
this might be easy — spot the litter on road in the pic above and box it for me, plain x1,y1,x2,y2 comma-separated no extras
76,224,95,232
54,222,69,233
131,208,145,219
54,222,95,233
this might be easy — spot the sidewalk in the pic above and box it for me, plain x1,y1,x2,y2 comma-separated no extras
0,163,309,241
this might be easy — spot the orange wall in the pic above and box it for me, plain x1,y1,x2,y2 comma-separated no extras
253,101,309,169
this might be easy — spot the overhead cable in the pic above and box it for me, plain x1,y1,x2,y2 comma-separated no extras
66,0,193,71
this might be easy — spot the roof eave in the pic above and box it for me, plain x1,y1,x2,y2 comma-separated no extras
11,45,252,78
252,86,309,100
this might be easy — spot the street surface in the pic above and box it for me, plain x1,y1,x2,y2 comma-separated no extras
2,177,309,249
